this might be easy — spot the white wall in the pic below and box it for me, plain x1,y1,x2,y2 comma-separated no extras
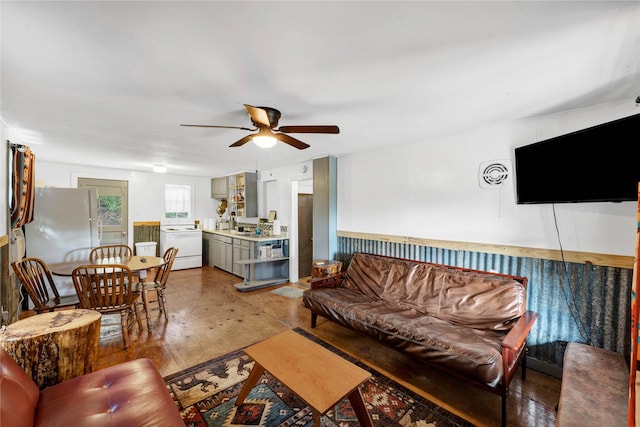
128,171,213,223
8,100,638,261
259,160,313,283
32,160,312,259
34,161,215,244
338,101,639,256
259,160,313,228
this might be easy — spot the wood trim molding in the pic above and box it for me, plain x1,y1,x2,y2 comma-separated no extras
133,221,161,227
337,230,634,269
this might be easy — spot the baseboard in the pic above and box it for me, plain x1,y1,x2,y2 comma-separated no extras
527,356,562,379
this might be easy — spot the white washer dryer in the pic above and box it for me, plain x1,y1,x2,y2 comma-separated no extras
160,221,202,270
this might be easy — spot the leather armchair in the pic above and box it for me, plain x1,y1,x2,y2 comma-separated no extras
0,348,183,426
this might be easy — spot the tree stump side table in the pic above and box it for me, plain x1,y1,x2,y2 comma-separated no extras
0,309,101,390
312,259,343,277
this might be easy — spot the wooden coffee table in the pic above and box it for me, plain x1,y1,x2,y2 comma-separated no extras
235,329,373,426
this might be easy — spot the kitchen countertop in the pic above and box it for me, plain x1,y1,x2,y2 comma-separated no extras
203,229,289,242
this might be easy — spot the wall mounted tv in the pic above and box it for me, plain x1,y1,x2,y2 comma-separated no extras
514,112,640,204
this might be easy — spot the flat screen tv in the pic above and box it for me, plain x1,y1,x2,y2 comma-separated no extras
514,112,640,204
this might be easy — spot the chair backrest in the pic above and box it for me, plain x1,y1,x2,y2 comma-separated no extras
153,247,179,287
71,264,133,312
11,257,61,313
89,244,132,263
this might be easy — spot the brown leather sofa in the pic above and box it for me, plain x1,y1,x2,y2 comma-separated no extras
0,347,184,426
303,252,538,427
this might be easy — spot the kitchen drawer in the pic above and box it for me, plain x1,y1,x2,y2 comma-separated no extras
233,238,250,249
214,235,232,244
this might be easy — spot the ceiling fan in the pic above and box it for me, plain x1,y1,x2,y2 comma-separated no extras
180,104,339,150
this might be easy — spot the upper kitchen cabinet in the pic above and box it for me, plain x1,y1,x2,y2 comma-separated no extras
211,176,229,199
230,172,257,217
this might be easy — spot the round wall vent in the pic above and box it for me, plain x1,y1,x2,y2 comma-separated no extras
478,160,512,188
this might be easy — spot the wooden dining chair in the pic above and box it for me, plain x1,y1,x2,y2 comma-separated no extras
89,244,133,263
11,257,80,314
141,247,179,324
71,264,141,349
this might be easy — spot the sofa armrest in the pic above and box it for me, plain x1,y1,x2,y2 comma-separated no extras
501,310,538,387
311,272,346,289
1,348,40,427
502,310,538,350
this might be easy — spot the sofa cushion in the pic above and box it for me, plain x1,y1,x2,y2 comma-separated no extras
372,307,507,387
344,253,526,330
35,358,183,427
431,269,526,330
0,348,40,427
304,286,392,325
303,287,507,387
342,252,393,299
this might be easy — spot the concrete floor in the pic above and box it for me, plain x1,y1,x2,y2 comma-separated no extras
96,265,561,427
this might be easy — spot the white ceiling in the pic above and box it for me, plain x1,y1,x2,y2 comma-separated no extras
2,1,639,177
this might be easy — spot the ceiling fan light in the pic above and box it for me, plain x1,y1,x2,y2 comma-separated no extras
252,135,278,148
153,164,167,173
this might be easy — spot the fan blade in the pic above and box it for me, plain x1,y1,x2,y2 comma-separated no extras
276,133,310,150
243,104,271,128
180,124,255,131
229,134,254,148
278,125,340,134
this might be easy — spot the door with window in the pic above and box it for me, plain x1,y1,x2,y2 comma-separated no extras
78,178,129,245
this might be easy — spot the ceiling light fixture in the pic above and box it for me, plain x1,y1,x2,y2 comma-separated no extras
153,164,167,173
252,135,278,149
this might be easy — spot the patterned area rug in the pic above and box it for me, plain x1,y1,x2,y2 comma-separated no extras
164,328,475,427
270,286,305,299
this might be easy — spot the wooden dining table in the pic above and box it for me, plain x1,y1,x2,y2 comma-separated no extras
50,255,166,277
51,255,166,332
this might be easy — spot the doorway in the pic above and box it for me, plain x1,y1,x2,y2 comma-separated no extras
297,193,313,279
78,178,129,245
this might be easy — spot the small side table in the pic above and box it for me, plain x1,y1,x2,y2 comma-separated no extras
0,309,101,389
312,259,343,277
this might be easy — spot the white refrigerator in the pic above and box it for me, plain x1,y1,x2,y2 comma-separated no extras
24,188,100,296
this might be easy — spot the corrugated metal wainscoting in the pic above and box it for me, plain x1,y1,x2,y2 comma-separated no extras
133,222,160,257
337,236,632,373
